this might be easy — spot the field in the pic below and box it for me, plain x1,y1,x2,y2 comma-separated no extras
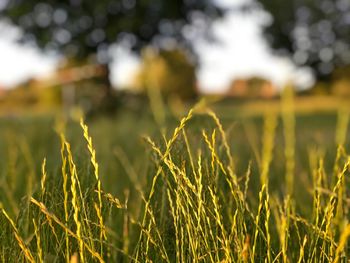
0,94,350,262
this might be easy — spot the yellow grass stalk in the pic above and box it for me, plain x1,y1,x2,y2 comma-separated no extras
194,152,215,262
202,128,245,208
4,140,19,215
101,191,124,209
208,186,231,262
333,223,350,263
202,130,227,176
40,158,47,198
242,234,250,263
33,219,44,263
243,121,262,167
243,162,252,201
273,196,291,263
168,155,196,193
135,109,193,261
207,109,235,172
30,198,104,262
1,206,35,263
334,158,348,248
182,129,196,177
146,134,203,261
19,138,35,200
174,191,198,262
333,111,348,235
65,141,85,262
130,214,169,261
45,213,60,244
60,134,70,262
283,197,292,263
322,158,350,258
167,189,180,263
313,158,324,227
260,113,277,186
122,190,130,256
265,188,271,263
80,118,106,247
297,235,307,263
335,107,349,146
146,76,166,128
165,109,193,157
282,86,295,196
113,147,144,193
64,138,97,254
145,136,195,192
195,151,204,237
140,193,170,262
159,160,199,259
252,184,267,261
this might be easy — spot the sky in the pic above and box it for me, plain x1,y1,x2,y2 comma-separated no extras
0,0,314,92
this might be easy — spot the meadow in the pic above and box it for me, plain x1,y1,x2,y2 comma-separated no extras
0,93,350,262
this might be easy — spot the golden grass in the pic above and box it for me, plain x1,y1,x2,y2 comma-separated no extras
1,95,350,262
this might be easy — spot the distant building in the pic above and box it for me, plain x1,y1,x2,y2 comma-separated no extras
0,63,112,114
28,64,107,88
0,85,6,98
28,63,110,111
227,77,278,99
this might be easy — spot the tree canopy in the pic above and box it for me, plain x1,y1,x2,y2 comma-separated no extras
134,47,197,100
257,0,350,79
1,0,222,63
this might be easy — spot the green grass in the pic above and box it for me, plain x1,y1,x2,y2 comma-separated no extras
0,96,350,262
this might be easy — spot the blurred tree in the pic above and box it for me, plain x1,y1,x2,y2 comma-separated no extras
134,47,197,101
0,0,222,93
257,0,350,80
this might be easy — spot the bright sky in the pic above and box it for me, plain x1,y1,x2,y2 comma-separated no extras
0,0,314,91
0,38,57,87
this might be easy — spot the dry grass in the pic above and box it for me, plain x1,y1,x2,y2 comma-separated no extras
0,94,349,262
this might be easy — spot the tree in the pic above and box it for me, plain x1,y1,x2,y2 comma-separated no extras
256,0,350,79
0,0,222,98
133,47,197,101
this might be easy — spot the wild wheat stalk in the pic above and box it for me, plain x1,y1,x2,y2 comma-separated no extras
80,118,106,250
334,224,350,263
135,109,193,261
1,206,35,263
207,109,235,172
60,134,70,262
252,184,267,261
30,198,104,262
297,236,307,263
65,142,85,262
40,158,47,198
260,113,277,186
33,219,44,263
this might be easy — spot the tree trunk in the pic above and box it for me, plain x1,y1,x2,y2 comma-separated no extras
96,63,118,113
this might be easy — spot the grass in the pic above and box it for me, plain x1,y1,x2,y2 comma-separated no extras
0,94,350,262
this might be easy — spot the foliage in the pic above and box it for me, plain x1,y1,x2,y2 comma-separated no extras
1,0,222,61
133,47,197,101
257,0,350,79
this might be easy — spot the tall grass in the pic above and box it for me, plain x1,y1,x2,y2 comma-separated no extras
0,98,349,262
